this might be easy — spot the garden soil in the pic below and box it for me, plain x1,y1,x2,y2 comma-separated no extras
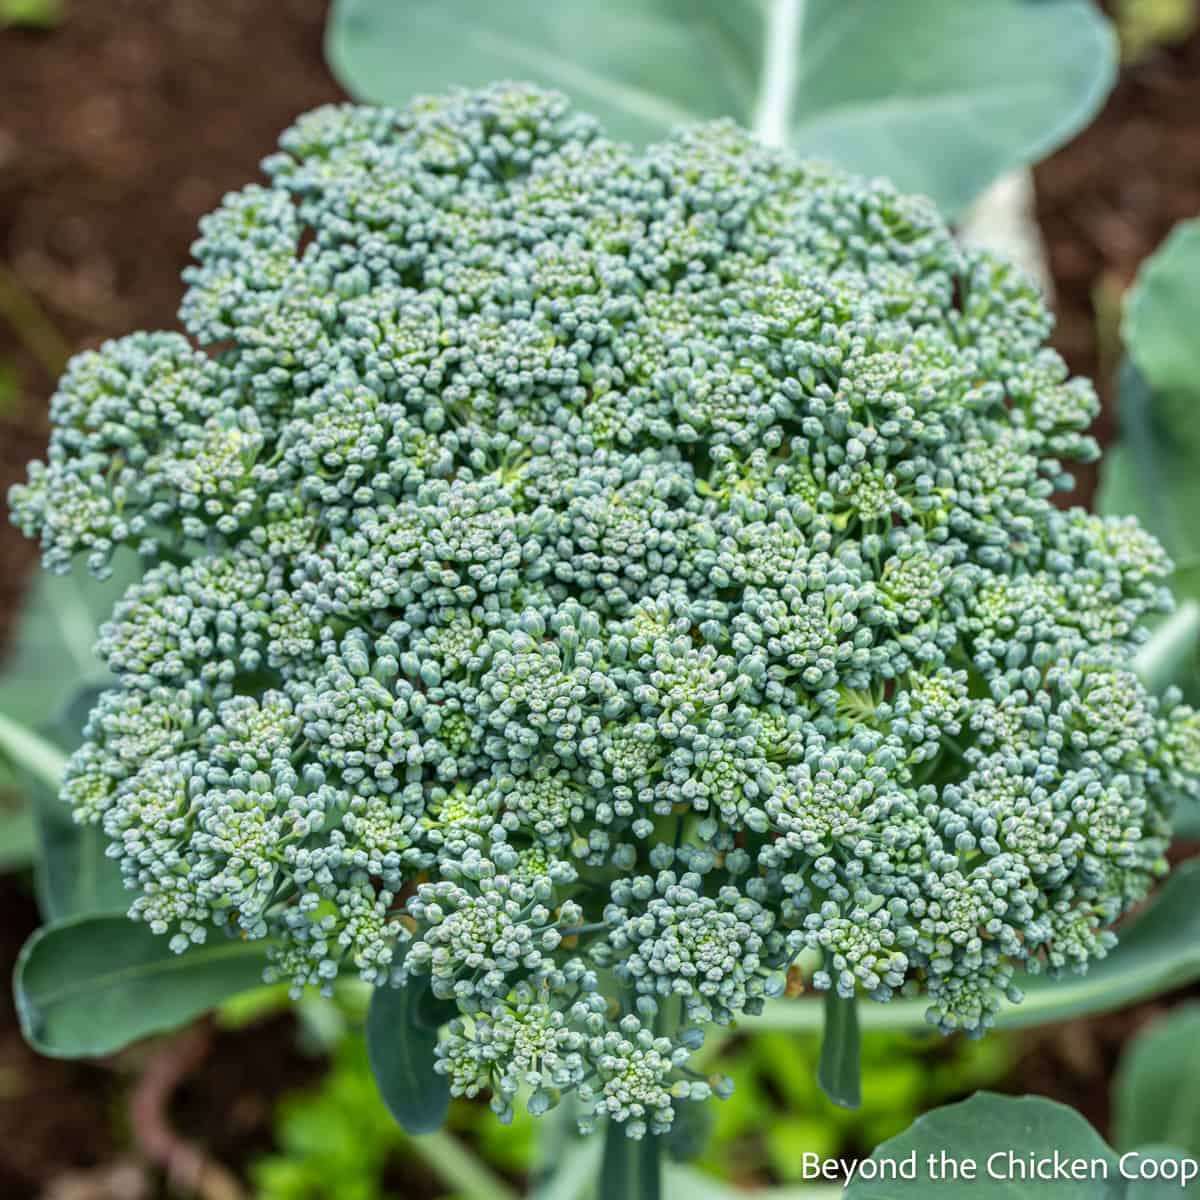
0,1,1198,1193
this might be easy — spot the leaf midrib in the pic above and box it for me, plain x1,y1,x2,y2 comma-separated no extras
30,935,268,1008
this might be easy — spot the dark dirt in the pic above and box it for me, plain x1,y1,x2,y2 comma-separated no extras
0,0,344,650
0,3,346,1195
1033,12,1200,503
0,887,123,1198
0,875,334,1199
0,0,1198,1193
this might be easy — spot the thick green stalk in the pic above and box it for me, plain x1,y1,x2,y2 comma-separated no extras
596,984,669,1200
817,983,861,1109
599,1123,661,1200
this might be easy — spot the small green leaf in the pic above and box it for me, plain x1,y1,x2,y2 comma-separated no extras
29,778,127,922
366,976,451,1134
412,976,458,1032
326,0,1115,217
1115,1005,1200,1157
14,913,271,1058
0,555,144,900
662,1100,712,1165
817,986,861,1109
0,711,67,790
747,860,1200,1033
600,1122,661,1200
843,1092,1194,1198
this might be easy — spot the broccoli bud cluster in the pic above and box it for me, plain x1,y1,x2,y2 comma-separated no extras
10,83,1200,1138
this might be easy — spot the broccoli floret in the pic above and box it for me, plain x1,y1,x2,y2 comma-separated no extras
9,82,1200,1138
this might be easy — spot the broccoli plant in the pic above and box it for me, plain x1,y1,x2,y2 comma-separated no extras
8,82,1200,1179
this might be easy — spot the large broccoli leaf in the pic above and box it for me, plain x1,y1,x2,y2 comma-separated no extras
326,0,1116,217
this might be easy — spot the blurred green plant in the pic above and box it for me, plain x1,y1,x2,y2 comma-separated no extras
0,361,21,420
1115,1005,1200,1158
0,264,70,375
0,0,62,30
1114,0,1197,62
696,1030,1013,1186
252,1038,407,1200
227,986,519,1200
246,1011,1013,1195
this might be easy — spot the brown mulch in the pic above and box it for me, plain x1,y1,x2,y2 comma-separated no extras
1033,16,1200,503
0,0,345,650
0,2,345,1194
0,878,332,1199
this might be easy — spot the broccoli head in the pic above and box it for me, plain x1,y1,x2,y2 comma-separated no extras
10,83,1200,1138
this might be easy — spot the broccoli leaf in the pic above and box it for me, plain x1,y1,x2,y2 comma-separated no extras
843,1093,1196,1198
0,686,128,921
1100,364,1200,583
1123,219,1200,454
14,913,271,1058
366,976,451,1134
326,0,1116,216
1099,220,1200,797
1115,1004,1200,1158
0,791,35,874
0,550,141,879
1100,220,1200,582
0,550,138,733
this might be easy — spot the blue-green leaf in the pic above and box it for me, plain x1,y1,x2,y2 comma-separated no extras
15,913,271,1058
845,1093,1197,1198
1123,219,1200,454
19,686,128,922
366,977,451,1134
0,553,140,881
1115,1005,1200,1157
1100,221,1200,574
0,552,137,733
0,787,36,873
1100,363,1200,579
1099,220,1200,718
327,0,1115,216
